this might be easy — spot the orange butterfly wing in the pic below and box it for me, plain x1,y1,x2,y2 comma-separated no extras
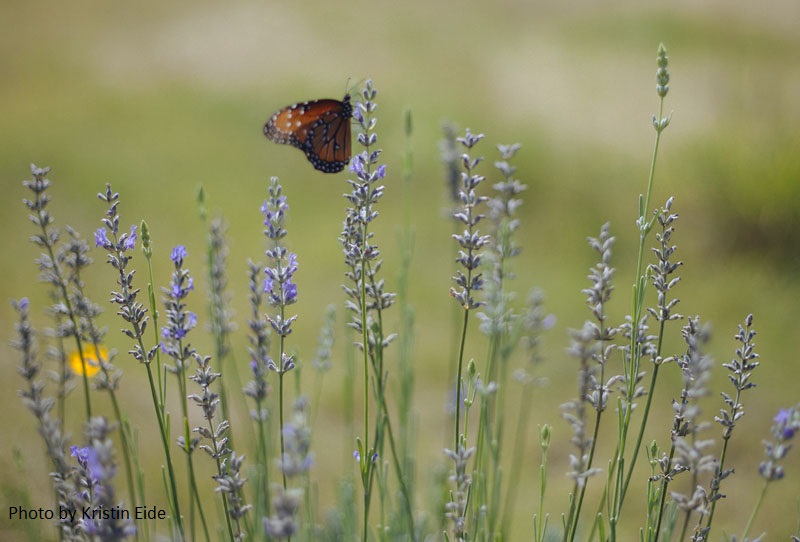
264,95,352,173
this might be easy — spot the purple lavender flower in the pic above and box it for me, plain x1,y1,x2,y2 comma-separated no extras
759,405,800,482
95,227,112,249
243,260,271,419
121,225,137,251
339,81,396,345
284,281,297,305
263,252,299,307
773,408,797,441
70,445,104,484
160,247,197,353
170,245,187,265
96,184,159,366
262,187,289,241
264,277,273,297
170,276,193,300
70,419,136,540
261,178,300,340
349,153,365,175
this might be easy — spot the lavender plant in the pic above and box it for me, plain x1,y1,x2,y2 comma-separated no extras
71,418,136,540
339,80,413,540
198,192,239,452
10,55,800,542
189,351,247,541
243,258,273,519
97,185,184,539
22,172,142,532
12,297,82,540
260,176,299,494
610,42,673,519
703,314,761,539
746,405,800,540
23,165,94,420
443,444,475,542
652,316,713,542
263,398,313,540
470,142,530,539
449,129,490,450
161,245,211,541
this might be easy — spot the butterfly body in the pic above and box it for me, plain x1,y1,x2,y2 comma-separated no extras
264,94,352,173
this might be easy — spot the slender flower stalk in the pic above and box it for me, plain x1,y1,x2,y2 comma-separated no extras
441,121,467,433
200,201,239,452
561,321,602,542
264,398,314,540
12,297,82,540
161,246,210,541
139,221,167,408
534,424,552,542
260,176,300,494
340,80,412,540
396,108,417,516
565,223,622,542
702,314,761,537
215,452,252,542
505,290,552,538
650,317,711,542
444,445,476,542
244,259,272,516
22,164,93,419
609,44,673,540
450,129,490,451
97,184,184,539
471,143,526,538
340,84,385,464
189,351,249,541
72,417,137,540
622,197,683,504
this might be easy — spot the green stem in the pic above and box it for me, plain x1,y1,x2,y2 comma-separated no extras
206,414,236,542
76,285,140,530
503,385,534,536
568,412,603,542
144,246,166,410
652,444,676,542
101,369,139,525
741,478,769,541
140,240,183,539
143,355,183,539
611,93,667,532
454,309,470,450
377,391,415,537
359,219,372,542
176,345,209,542
279,368,287,489
33,209,93,420
621,322,666,502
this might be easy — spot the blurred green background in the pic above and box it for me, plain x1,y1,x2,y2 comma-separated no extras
2,0,800,539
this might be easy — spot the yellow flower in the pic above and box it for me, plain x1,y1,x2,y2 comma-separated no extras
68,345,107,377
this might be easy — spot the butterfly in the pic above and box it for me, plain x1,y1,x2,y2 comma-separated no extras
263,94,353,173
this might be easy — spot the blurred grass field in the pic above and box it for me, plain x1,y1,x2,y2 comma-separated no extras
2,0,800,540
